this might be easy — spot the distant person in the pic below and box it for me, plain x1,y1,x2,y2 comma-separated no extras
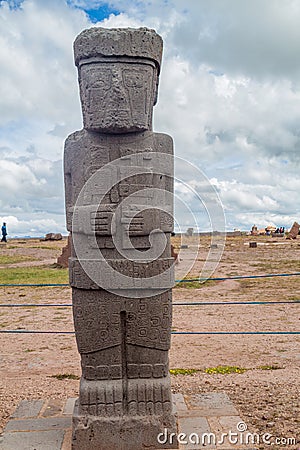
1,222,7,242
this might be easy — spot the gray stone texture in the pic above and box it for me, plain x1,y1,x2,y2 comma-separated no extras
11,399,44,419
286,221,300,239
42,398,64,418
173,394,188,412
185,393,239,417
178,417,215,450
0,430,65,450
57,235,71,268
45,233,62,240
74,27,163,70
5,417,71,432
63,398,77,415
64,27,177,449
1,395,257,450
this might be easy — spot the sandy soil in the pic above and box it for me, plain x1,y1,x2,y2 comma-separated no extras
0,235,299,449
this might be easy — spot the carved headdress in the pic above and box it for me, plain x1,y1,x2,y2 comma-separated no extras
74,27,163,74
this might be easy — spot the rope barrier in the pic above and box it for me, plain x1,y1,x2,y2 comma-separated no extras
0,330,299,335
173,300,300,305
171,331,300,335
0,283,69,287
0,275,298,335
0,300,300,308
0,330,74,334
0,271,300,287
0,304,73,307
177,272,300,282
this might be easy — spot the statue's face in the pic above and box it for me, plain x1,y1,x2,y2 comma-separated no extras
79,60,157,133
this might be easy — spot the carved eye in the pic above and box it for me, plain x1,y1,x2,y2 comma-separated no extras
94,78,111,89
124,70,144,88
91,69,111,90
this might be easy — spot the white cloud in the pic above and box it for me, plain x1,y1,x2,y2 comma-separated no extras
1,0,300,235
0,214,65,237
67,0,300,79
167,0,300,81
0,0,87,127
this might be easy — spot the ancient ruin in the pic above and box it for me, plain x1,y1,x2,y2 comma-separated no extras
286,221,300,239
64,27,177,449
57,235,71,268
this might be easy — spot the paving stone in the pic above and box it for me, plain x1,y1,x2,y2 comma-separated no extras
42,399,64,417
63,397,77,415
11,400,44,419
173,393,188,412
1,396,255,450
185,393,238,417
0,430,65,450
178,416,216,449
5,416,71,432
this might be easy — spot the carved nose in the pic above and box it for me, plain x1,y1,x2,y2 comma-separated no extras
112,71,125,88
113,80,124,91
112,81,126,99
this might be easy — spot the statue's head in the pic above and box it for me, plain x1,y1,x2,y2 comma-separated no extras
74,27,163,133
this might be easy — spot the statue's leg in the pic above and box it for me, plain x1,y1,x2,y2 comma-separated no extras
125,293,174,418
72,289,177,449
72,288,123,416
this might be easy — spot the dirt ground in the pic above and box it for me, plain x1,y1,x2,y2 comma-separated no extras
0,235,299,449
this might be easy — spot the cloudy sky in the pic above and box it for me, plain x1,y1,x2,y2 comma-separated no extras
1,0,300,236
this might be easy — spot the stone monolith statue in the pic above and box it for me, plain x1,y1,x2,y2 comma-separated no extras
64,27,178,449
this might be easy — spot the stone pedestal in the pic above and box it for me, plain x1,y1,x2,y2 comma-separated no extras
72,380,177,450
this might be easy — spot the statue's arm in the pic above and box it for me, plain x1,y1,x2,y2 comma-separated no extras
64,131,81,232
154,132,173,155
154,132,174,193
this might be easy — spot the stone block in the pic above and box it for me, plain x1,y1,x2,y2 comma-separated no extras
173,394,188,412
42,398,64,417
5,416,71,432
45,233,62,240
0,430,65,450
185,393,238,417
57,235,71,267
72,401,178,450
11,399,44,419
178,417,215,449
63,397,77,415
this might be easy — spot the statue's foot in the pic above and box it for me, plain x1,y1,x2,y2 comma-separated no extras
126,375,173,416
78,377,123,416
77,374,173,417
